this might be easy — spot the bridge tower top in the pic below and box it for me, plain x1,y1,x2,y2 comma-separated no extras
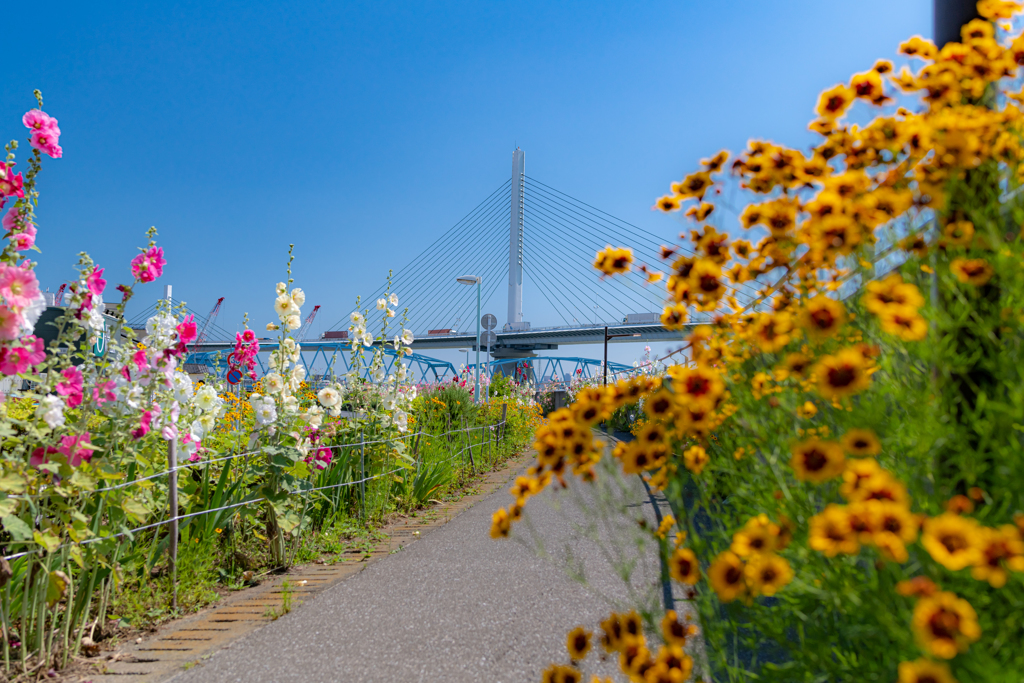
507,148,525,327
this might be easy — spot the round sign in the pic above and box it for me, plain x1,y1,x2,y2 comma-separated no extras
481,313,497,330
226,368,243,385
481,330,497,348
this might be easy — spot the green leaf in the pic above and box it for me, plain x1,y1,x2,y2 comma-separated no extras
69,545,84,568
0,498,17,517
2,514,33,541
121,498,150,523
46,570,70,607
33,529,61,553
0,472,27,494
69,469,97,492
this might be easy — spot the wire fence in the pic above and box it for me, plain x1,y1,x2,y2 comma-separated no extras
2,415,510,563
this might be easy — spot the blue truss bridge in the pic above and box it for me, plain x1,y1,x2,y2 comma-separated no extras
180,148,759,385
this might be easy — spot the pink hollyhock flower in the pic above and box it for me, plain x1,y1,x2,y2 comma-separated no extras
22,110,59,134
30,446,58,468
11,224,36,251
58,432,92,467
132,410,154,439
29,130,62,159
130,247,166,283
2,207,23,232
93,380,116,405
132,348,149,371
0,165,24,199
241,329,256,343
86,268,106,296
56,366,84,408
0,345,30,375
0,306,24,341
177,314,197,344
0,263,41,308
22,336,45,365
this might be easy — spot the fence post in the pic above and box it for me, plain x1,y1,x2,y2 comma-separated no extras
360,430,366,521
500,403,508,442
167,439,178,611
463,416,476,471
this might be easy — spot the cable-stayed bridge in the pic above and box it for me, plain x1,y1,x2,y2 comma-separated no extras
185,148,727,385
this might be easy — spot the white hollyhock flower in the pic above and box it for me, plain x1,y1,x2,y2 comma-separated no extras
286,315,301,330
385,308,395,318
376,298,387,310
290,288,306,307
276,282,287,295
253,397,277,426
317,386,340,407
264,373,285,394
394,409,408,433
85,307,105,333
372,366,385,382
19,293,47,337
36,395,66,429
401,329,414,345
172,372,194,403
361,332,373,348
388,293,398,307
350,311,364,325
194,385,220,412
306,405,324,428
283,395,298,413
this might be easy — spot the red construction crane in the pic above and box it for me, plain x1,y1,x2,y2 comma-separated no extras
55,283,66,306
298,305,320,341
192,297,224,351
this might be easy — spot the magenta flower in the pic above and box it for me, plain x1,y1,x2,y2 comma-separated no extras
58,432,92,467
0,346,29,375
0,263,41,308
29,130,62,159
23,337,45,365
10,224,36,251
0,165,24,200
30,446,58,468
132,411,153,440
177,314,197,344
86,268,106,296
56,366,84,408
93,380,116,405
132,348,149,371
2,207,23,232
22,110,59,134
130,246,166,283
241,329,256,343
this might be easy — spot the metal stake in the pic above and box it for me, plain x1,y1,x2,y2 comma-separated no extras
167,439,178,611
360,430,366,521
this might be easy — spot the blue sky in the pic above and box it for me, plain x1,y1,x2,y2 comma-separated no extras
2,0,931,369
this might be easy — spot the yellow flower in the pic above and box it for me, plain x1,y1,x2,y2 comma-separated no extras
897,659,958,683
660,303,688,330
812,347,872,400
796,401,818,419
841,428,881,456
942,220,974,247
850,69,884,101
970,524,1024,588
790,437,845,483
862,273,924,315
671,170,713,200
489,508,511,539
899,36,938,60
809,504,860,556
654,514,675,539
541,664,583,683
816,84,855,119
750,312,795,353
660,610,698,648
669,364,725,406
879,304,928,341
654,194,682,212
730,515,779,557
707,551,746,603
922,513,982,571
799,295,846,340
950,258,994,286
593,246,633,276
668,547,700,585
566,626,592,662
683,445,709,475
743,553,793,596
599,613,625,653
215,528,223,534
912,591,981,659
865,500,919,562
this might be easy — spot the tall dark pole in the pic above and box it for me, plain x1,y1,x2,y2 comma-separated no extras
934,0,981,47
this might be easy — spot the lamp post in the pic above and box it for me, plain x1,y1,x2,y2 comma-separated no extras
458,348,469,372
603,326,641,386
457,275,482,403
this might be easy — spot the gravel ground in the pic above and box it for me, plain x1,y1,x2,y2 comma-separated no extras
171,458,701,683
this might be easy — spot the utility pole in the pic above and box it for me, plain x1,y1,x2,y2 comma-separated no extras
507,148,525,328
603,326,640,386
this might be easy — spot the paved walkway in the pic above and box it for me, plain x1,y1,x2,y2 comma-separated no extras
169,459,683,682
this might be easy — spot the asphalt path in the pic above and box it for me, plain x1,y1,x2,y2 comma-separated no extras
172,458,698,683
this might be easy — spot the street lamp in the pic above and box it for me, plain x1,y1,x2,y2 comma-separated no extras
604,326,641,386
458,348,469,372
457,275,482,403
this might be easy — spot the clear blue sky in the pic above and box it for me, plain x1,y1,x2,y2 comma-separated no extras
2,0,931,369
